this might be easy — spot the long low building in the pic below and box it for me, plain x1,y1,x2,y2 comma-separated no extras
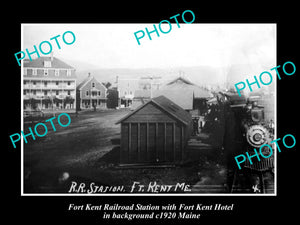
132,77,213,115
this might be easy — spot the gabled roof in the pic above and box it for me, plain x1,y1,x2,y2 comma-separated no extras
166,76,194,85
116,95,191,125
163,76,213,99
77,76,93,90
24,57,74,69
77,75,107,91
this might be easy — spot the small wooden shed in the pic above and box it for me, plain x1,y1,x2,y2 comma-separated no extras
116,95,192,165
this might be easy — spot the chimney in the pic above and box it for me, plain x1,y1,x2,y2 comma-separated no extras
50,52,54,61
88,72,91,77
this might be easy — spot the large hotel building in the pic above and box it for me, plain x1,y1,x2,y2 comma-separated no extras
23,56,76,112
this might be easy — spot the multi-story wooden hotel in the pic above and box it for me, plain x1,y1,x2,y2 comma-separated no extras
23,56,76,112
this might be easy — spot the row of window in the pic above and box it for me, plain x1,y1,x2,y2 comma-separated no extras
24,90,73,96
124,91,133,95
24,90,102,97
24,81,73,86
24,68,72,76
86,91,101,96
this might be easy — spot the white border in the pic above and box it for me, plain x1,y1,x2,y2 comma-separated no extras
21,23,277,196
21,23,24,195
274,23,277,196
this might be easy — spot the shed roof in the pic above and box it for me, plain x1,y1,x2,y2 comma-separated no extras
116,95,191,125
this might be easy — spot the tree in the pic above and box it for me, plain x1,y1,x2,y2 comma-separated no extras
107,88,118,108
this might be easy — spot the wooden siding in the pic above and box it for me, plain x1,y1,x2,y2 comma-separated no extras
79,77,107,100
120,121,187,164
120,123,129,163
119,97,192,164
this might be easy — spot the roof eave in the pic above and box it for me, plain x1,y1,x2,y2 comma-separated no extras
116,99,189,125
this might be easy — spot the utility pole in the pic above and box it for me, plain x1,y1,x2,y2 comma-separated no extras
115,76,120,107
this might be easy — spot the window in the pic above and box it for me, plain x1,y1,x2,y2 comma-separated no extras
67,81,71,86
33,81,36,86
44,90,48,96
55,69,59,76
67,91,71,95
44,69,48,76
92,82,95,88
67,69,72,76
56,81,59,86
32,69,37,75
86,91,89,96
33,90,36,95
44,81,47,87
56,91,59,95
98,91,101,96
44,61,52,67
24,68,27,75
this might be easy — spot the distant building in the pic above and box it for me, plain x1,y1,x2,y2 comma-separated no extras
117,77,139,107
132,89,194,111
132,77,213,115
76,73,107,110
116,76,162,108
23,56,76,112
163,76,213,117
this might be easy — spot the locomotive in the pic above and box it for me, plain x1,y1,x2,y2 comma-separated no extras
222,91,275,193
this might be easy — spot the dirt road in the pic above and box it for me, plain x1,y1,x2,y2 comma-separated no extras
24,109,129,192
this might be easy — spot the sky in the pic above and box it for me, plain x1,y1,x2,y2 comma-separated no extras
22,23,276,69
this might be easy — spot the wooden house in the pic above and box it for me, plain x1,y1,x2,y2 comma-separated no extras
116,95,193,165
76,73,107,110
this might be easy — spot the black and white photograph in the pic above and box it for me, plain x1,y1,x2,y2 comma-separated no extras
5,4,298,224
20,23,276,195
